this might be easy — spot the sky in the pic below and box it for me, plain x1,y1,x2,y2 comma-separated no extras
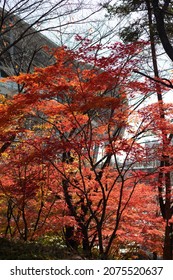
41,0,120,48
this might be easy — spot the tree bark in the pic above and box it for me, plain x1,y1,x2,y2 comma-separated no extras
152,0,173,62
146,0,173,259
163,223,172,259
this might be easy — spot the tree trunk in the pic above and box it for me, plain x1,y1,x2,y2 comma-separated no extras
152,0,173,62
146,0,173,259
163,223,172,259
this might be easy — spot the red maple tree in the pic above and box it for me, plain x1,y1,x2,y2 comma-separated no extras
0,38,171,259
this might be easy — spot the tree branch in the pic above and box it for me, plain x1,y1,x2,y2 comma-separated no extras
134,69,173,89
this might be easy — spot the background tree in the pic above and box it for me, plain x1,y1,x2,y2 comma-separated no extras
103,0,173,260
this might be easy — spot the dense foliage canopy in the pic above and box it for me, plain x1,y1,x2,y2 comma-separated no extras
1,36,172,259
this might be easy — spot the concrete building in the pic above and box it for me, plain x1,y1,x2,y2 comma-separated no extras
0,7,57,97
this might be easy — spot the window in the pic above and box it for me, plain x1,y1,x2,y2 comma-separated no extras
0,69,8,78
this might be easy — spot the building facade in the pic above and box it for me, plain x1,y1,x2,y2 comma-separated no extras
0,7,57,97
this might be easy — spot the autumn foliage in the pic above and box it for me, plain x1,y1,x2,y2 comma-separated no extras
0,38,172,259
